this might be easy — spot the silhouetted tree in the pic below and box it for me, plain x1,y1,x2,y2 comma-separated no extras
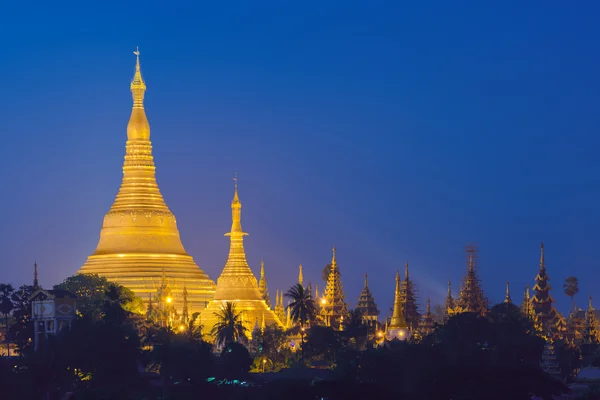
211,302,247,347
0,284,15,356
563,276,579,311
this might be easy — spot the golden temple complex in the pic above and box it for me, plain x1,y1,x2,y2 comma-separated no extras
78,50,215,312
200,178,282,337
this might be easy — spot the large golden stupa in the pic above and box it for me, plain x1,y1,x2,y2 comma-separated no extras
79,50,215,311
200,179,282,336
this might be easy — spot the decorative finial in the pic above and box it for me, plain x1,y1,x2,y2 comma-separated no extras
260,259,265,277
504,281,512,303
331,246,337,267
426,297,431,314
540,241,545,268
364,273,368,288
468,252,474,270
448,281,452,295
33,261,39,289
405,261,409,280
589,295,593,309
130,47,146,106
298,264,304,286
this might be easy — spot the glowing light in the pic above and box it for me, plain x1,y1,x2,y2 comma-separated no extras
166,297,172,303
178,325,185,331
321,298,326,305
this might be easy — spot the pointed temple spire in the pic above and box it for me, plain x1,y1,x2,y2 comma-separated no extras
504,281,512,304
315,284,319,300
531,242,565,337
258,259,271,308
419,297,435,336
200,179,283,336
33,261,39,289
445,281,456,320
400,261,420,331
79,49,215,312
457,246,488,315
298,264,304,286
355,273,380,332
582,296,599,344
386,270,409,341
320,247,347,329
182,283,189,324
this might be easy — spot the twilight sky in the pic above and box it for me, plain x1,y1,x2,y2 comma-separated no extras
1,1,599,315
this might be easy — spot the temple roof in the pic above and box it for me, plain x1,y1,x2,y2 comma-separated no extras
356,274,379,317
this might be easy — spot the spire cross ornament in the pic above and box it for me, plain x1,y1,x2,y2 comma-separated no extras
134,46,140,56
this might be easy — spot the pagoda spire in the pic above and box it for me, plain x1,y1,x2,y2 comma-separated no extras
531,242,562,335
298,264,304,286
400,261,420,331
258,259,271,308
583,296,599,344
315,284,319,300
182,283,189,324
320,247,347,329
33,261,39,289
419,297,434,336
457,246,487,315
504,281,512,303
355,273,380,331
386,270,409,341
444,281,455,319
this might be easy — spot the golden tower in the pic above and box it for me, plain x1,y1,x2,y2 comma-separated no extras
200,178,282,338
386,270,410,341
79,49,215,312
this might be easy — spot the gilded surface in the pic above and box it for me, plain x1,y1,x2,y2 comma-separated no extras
200,180,282,337
78,50,215,312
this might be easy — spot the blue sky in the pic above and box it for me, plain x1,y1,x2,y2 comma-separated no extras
1,1,599,315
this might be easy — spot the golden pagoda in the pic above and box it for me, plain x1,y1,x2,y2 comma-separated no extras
78,49,215,312
386,270,410,341
200,178,282,338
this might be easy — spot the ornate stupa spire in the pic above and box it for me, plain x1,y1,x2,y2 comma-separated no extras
582,296,599,344
355,273,380,331
386,270,409,341
400,261,420,331
33,262,39,289
419,297,435,336
315,284,319,300
298,264,304,287
444,281,456,320
258,259,271,308
181,283,189,324
320,247,348,329
201,177,283,337
79,49,215,311
457,246,488,315
504,281,512,303
531,242,564,336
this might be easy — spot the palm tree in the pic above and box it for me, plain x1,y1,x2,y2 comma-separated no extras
285,283,317,357
563,277,579,312
211,302,248,347
0,284,15,356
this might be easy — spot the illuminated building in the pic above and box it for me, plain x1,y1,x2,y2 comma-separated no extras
386,270,410,341
531,242,566,337
200,178,282,338
355,274,379,332
78,50,215,312
456,246,488,316
319,247,348,329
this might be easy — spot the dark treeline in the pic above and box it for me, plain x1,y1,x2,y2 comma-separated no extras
0,275,574,400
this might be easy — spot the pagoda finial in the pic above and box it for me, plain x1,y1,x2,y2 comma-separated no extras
468,252,474,271
540,241,545,268
131,47,146,106
315,283,319,299
589,295,593,310
275,289,279,307
405,261,409,280
226,174,246,236
260,259,265,278
504,281,512,303
298,264,304,286
127,47,151,140
364,273,368,288
261,312,266,332
426,297,431,314
33,261,39,289
447,281,452,296
331,247,337,269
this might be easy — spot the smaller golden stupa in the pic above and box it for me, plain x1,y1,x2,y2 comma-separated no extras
386,270,410,341
200,178,283,337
